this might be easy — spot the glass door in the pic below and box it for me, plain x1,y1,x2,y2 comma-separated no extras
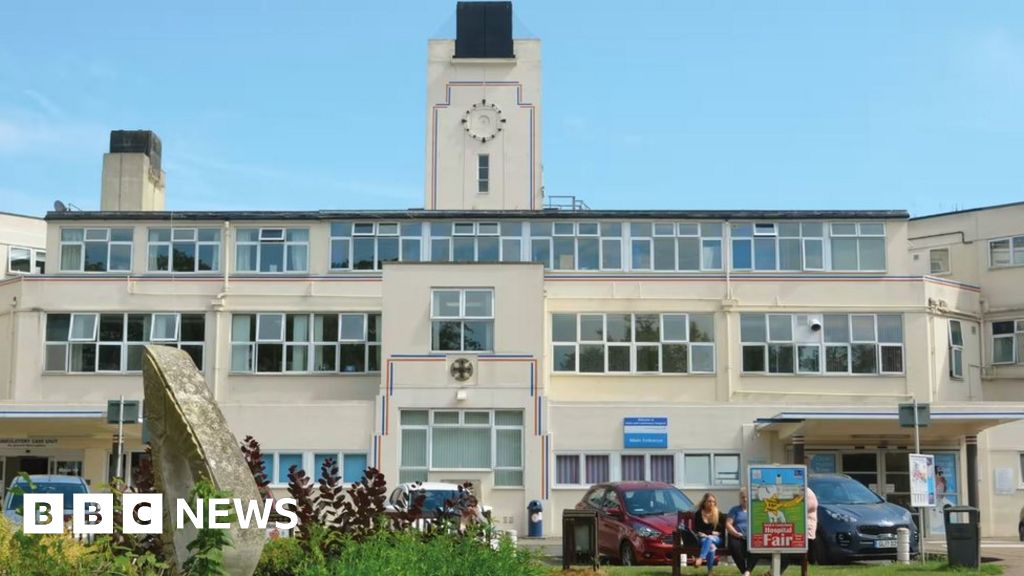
841,452,879,490
882,450,919,531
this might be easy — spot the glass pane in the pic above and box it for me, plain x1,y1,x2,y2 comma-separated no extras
804,239,824,269
401,410,429,426
702,239,722,269
579,315,604,341
714,454,741,485
70,314,97,341
552,314,577,342
630,222,652,237
662,344,688,373
690,314,714,343
684,455,711,486
256,343,284,372
779,238,802,270
621,455,645,481
768,315,793,342
257,314,283,341
286,314,309,342
877,315,903,343
740,314,766,342
500,222,522,236
286,345,308,371
754,238,777,270
601,239,621,269
579,344,605,373
495,410,523,426
377,238,399,266
651,455,675,484
452,237,475,262
313,453,338,479
314,344,337,371
635,314,660,342
99,314,124,342
831,238,859,270
993,337,1014,363
60,244,82,271
84,242,108,271
768,344,795,373
732,239,752,269
798,345,820,372
197,244,219,271
465,290,493,317
608,345,631,372
600,222,622,237
578,237,599,270
464,411,490,425
45,344,67,371
151,314,178,341
585,455,610,484
742,345,765,372
631,240,651,270
496,429,522,467
691,344,714,372
97,344,121,371
553,237,575,269
432,428,491,468
431,238,451,262
825,345,849,372
314,314,338,341
881,345,904,373
824,315,850,343
662,314,688,342
231,344,253,371
606,314,632,343
556,455,580,484
69,343,96,372
501,239,521,262
653,238,675,270
851,315,876,342
339,343,366,372
463,320,493,351
46,314,71,341
278,454,303,484
352,238,375,270
677,237,700,270
636,345,659,371
259,243,284,272
477,237,499,262
235,243,257,272
851,344,878,374
530,238,550,266
432,321,462,351
172,243,196,272
402,238,421,262
343,454,368,483
340,314,365,340
432,290,462,318
859,237,886,270
553,345,577,371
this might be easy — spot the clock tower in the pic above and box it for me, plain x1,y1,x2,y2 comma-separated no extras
424,2,543,211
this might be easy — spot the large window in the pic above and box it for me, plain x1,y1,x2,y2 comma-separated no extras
682,453,741,488
949,320,964,379
829,222,886,271
741,313,903,375
399,410,523,487
235,228,308,273
992,320,1024,365
230,313,381,373
60,228,133,272
7,246,45,274
552,313,715,374
331,222,421,270
44,313,205,372
530,221,620,270
632,222,723,272
731,222,822,271
553,451,737,487
432,222,521,263
431,289,494,352
147,228,221,272
259,451,368,486
989,236,1024,268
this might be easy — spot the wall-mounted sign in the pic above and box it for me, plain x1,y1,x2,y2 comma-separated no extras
749,465,808,553
623,417,668,449
0,438,58,449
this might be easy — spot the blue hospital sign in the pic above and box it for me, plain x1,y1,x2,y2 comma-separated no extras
623,417,668,448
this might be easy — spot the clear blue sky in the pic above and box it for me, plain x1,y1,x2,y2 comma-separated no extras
1,1,1021,217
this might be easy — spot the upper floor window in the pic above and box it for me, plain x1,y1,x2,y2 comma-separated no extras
478,154,489,194
949,320,964,379
989,236,1024,268
433,222,521,263
147,228,221,272
530,221,614,270
230,312,381,373
44,312,205,373
235,228,308,273
829,222,886,271
930,248,950,275
331,222,421,270
741,313,903,375
431,289,494,352
552,312,715,374
631,222,724,272
731,222,824,272
992,320,1024,365
8,246,45,274
60,228,132,272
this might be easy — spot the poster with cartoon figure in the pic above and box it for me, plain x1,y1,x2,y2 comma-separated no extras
748,465,808,553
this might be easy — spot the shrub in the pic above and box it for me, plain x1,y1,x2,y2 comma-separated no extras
254,536,308,576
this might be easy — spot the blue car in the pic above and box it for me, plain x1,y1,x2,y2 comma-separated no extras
809,474,918,564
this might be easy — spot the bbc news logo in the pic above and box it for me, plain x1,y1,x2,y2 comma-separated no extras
22,494,299,534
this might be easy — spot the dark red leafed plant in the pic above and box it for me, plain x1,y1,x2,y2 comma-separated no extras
286,465,317,543
315,457,346,529
241,435,273,501
340,467,389,541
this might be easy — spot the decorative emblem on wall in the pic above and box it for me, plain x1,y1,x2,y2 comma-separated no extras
449,358,475,382
461,99,505,142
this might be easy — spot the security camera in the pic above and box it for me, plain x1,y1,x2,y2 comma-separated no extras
809,319,823,332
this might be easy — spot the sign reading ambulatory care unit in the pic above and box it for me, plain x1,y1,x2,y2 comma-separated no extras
909,454,936,507
623,417,667,448
748,465,808,553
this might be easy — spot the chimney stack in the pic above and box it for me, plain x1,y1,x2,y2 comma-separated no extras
100,130,166,211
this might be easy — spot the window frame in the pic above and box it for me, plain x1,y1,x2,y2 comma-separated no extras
929,248,951,275
949,319,964,379
991,320,1021,365
262,450,370,488
7,246,46,275
989,236,1024,269
430,288,495,353
477,154,489,194
59,227,133,273
146,227,221,273
229,312,381,374
235,227,309,274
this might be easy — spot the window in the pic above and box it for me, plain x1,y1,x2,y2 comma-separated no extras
992,320,1024,365
330,221,421,270
8,246,45,274
235,228,308,273
478,154,489,193
430,221,519,263
530,221,623,271
830,222,886,271
45,313,205,373
431,289,494,352
741,313,903,374
399,410,523,487
147,228,221,272
930,249,950,275
730,222,822,272
629,222,723,272
554,454,612,486
552,312,715,374
949,320,964,379
260,451,369,487
683,453,740,487
230,313,381,373
60,228,133,272
989,236,1024,268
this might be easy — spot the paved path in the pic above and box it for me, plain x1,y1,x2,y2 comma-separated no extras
926,539,1024,575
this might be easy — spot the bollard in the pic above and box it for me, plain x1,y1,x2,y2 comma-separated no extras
897,527,910,564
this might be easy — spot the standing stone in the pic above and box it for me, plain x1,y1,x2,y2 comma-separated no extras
143,345,265,575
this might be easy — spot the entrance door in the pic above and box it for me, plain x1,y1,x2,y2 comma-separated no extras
841,453,879,490
2,456,49,494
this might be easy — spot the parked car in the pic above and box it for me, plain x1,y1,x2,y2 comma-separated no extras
574,481,703,566
3,475,90,530
809,474,918,564
385,482,492,520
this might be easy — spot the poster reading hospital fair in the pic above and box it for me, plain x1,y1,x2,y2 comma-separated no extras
748,465,808,553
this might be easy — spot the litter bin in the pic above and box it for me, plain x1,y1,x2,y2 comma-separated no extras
527,500,543,537
944,506,980,568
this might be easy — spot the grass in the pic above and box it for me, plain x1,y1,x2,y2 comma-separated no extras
552,561,1002,576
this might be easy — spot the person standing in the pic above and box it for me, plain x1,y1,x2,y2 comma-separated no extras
726,488,759,576
693,492,727,573
776,485,818,575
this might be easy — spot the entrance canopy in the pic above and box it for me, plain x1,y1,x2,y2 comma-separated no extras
755,406,1024,445
0,406,112,442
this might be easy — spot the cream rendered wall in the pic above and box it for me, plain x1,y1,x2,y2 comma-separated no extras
0,213,46,278
425,39,542,210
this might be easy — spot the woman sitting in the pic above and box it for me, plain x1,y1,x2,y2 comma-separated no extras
693,492,727,573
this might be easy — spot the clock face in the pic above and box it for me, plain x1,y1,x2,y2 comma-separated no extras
463,101,504,142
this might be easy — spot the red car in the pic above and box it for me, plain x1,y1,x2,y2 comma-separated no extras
575,481,718,566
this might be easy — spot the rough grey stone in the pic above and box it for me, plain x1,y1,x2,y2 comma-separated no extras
143,345,265,576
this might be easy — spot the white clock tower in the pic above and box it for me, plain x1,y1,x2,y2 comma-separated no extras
424,2,543,211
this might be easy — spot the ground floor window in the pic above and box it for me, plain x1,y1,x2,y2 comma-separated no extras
258,451,368,487
554,451,735,487
399,409,523,487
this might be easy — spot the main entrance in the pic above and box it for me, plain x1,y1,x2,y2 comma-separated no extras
808,448,960,536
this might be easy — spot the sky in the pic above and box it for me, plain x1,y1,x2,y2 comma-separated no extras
1,1,1022,217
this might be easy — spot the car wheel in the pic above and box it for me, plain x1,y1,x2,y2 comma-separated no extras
619,541,636,566
810,538,830,565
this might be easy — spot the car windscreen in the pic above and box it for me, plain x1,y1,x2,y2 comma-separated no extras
622,487,694,516
412,490,462,513
810,477,884,505
6,482,87,512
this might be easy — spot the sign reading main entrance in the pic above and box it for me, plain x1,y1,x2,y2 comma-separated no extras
622,417,667,448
